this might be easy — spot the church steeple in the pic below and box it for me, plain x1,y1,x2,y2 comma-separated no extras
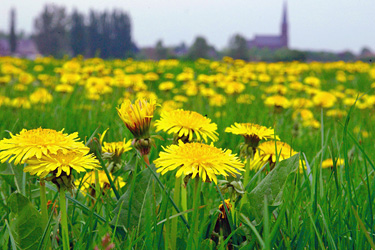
281,2,288,48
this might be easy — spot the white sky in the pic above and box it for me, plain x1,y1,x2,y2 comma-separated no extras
0,0,374,53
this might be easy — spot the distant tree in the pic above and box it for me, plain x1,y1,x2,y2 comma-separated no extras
97,11,111,58
174,42,187,55
360,47,372,56
88,10,100,57
70,9,86,56
0,31,7,39
188,36,211,60
248,47,274,62
305,51,339,62
9,8,17,53
87,9,132,58
34,4,68,56
155,40,168,60
338,51,355,61
275,49,306,62
228,34,248,60
109,10,132,58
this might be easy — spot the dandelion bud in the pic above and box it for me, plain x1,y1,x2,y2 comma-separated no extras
117,98,157,139
87,137,102,159
132,138,152,156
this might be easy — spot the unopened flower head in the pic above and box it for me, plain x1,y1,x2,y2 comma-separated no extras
218,199,232,219
154,141,244,184
117,98,157,139
155,109,218,143
0,128,88,165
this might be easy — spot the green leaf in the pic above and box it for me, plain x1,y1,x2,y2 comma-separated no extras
246,153,300,224
111,165,162,233
0,162,25,194
0,162,13,175
8,192,43,250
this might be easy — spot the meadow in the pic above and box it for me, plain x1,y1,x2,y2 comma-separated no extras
0,56,374,249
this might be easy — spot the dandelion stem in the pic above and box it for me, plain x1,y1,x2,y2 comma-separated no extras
94,170,101,214
187,178,201,249
143,154,150,166
240,157,252,209
181,181,187,218
40,179,51,249
170,176,181,249
59,187,70,250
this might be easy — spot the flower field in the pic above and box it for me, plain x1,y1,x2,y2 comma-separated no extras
0,56,375,249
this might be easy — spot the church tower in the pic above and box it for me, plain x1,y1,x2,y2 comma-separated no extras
281,2,288,48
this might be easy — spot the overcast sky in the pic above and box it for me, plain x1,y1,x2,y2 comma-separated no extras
0,0,374,53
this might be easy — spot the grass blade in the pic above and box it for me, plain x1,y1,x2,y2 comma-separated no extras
351,206,375,249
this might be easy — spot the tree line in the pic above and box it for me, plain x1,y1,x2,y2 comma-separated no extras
4,5,373,62
33,4,135,58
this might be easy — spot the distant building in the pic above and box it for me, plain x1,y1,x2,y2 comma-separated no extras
140,47,158,60
0,39,10,56
173,43,188,57
0,39,39,59
247,3,288,50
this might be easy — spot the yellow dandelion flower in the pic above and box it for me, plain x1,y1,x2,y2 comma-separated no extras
224,81,245,95
135,91,158,101
209,94,227,107
264,95,290,109
55,84,74,93
159,100,183,114
250,141,299,171
290,98,313,109
102,140,132,157
85,77,112,95
144,72,159,81
154,109,218,142
264,84,288,95
60,73,81,84
0,128,88,165
14,84,27,92
33,65,44,72
29,88,53,104
18,72,34,85
236,94,255,104
76,170,125,191
321,158,344,169
302,119,321,129
117,98,157,138
225,123,279,146
312,91,337,108
326,109,347,118
159,81,175,91
10,97,31,109
292,109,314,121
258,73,271,82
304,76,321,87
289,81,305,91
0,95,10,106
164,73,175,79
173,95,189,103
24,149,99,178
154,142,244,184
